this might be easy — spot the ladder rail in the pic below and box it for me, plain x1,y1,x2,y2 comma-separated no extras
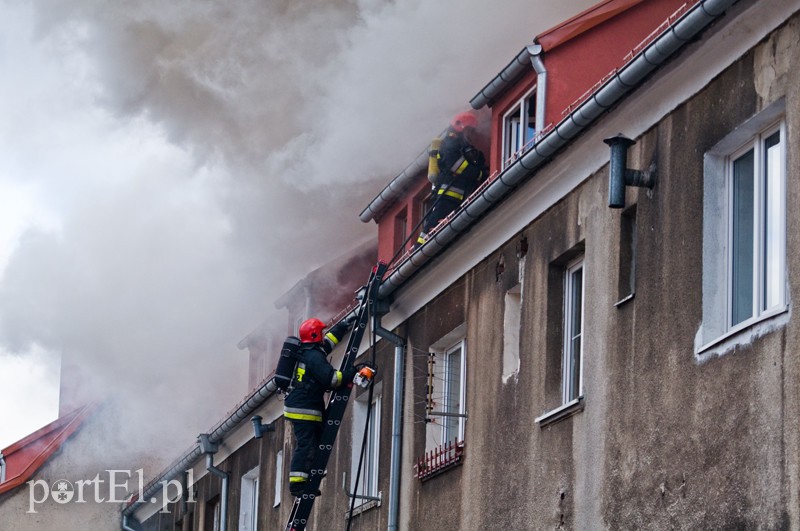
284,262,387,531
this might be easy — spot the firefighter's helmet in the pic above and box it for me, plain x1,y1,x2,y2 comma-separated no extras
450,111,478,133
299,318,326,343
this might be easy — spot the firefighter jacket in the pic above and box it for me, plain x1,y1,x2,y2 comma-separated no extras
433,131,487,202
283,320,351,422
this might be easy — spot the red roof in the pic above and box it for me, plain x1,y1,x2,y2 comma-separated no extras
0,403,95,495
537,0,643,51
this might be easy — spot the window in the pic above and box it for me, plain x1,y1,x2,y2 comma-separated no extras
394,209,408,252
273,451,283,508
441,343,466,444
417,335,467,481
206,497,221,531
423,339,467,448
502,89,537,168
699,104,787,355
728,127,784,327
238,467,259,531
562,259,585,403
350,391,381,508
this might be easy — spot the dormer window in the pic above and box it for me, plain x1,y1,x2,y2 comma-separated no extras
502,89,537,168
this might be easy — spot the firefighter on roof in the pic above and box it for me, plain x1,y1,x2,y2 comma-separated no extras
284,317,356,497
416,111,488,248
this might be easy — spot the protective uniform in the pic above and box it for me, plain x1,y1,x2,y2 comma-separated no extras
284,318,355,496
417,115,487,247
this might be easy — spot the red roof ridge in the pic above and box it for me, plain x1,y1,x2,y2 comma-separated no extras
0,403,97,495
536,0,643,51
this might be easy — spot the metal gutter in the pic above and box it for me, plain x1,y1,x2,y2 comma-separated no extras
469,45,539,110
360,42,545,225
119,378,279,523
360,129,447,224
378,0,737,299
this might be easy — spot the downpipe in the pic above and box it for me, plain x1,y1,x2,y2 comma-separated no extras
121,515,139,531
375,322,406,531
202,437,229,531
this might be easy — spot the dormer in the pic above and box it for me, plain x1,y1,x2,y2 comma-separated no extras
472,0,691,175
361,0,700,283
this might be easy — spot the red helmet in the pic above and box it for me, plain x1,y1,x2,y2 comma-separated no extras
450,111,478,133
299,318,326,343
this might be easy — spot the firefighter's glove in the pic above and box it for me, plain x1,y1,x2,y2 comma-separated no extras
327,319,352,345
342,364,359,385
353,363,377,388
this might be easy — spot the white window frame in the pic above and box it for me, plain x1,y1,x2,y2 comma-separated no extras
210,499,221,531
350,391,381,507
726,123,785,330
441,341,466,444
238,466,260,531
501,88,537,169
562,258,585,404
697,102,788,357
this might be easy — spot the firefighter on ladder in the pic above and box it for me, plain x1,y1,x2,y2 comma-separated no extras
416,111,488,248
283,317,357,497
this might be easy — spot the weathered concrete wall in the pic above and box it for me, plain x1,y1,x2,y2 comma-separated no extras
136,7,800,531
398,8,800,531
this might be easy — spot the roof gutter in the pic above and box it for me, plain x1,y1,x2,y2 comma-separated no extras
360,129,447,223
360,43,547,225
469,45,541,110
378,0,736,299
119,378,280,523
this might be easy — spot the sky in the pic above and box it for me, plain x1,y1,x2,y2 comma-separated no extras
0,0,598,455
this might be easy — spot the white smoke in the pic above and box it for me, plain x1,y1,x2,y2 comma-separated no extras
0,0,598,459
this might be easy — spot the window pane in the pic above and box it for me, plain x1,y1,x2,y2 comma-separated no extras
568,267,583,401
731,149,755,326
444,347,462,442
763,131,782,310
525,94,536,145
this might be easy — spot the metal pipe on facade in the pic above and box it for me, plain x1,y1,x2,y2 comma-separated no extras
470,46,537,110
205,452,229,531
0,452,6,483
378,0,737,299
528,44,547,135
121,515,139,531
375,324,406,531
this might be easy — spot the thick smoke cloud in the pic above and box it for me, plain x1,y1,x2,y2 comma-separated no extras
0,0,597,460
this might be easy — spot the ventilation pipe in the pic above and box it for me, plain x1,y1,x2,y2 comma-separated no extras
0,452,6,484
603,133,656,208
200,434,229,531
374,321,406,531
251,415,275,439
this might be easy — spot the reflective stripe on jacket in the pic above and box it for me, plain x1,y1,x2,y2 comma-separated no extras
284,344,344,421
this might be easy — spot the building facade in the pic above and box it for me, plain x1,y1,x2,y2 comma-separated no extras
125,0,800,529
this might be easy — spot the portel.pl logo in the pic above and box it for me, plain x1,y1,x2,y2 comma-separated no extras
27,469,195,513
